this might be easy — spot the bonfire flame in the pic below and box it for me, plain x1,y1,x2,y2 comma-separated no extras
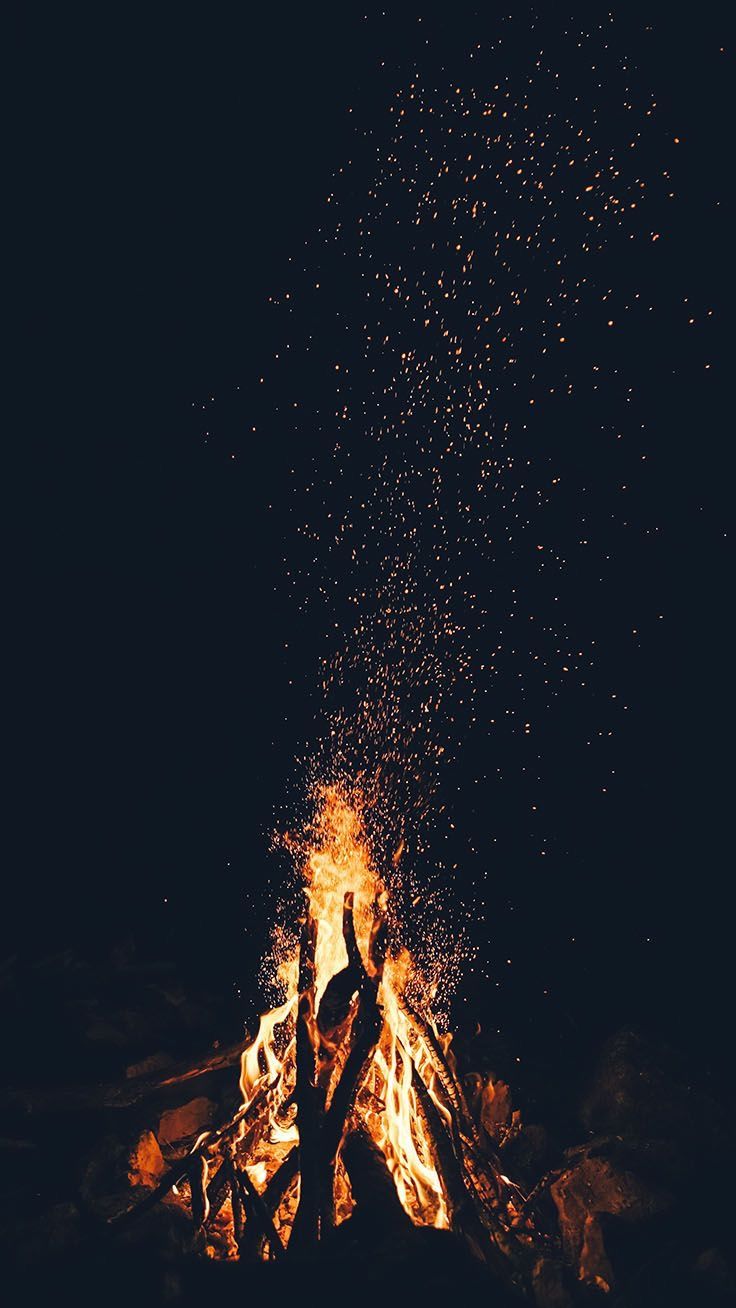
188,784,529,1263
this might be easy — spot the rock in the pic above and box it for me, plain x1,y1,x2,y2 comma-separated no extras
81,1126,166,1208
157,1096,215,1148
500,1123,549,1187
9,1200,82,1265
531,1255,573,1308
465,1072,513,1141
578,1212,614,1293
480,1076,512,1138
550,1154,672,1291
691,1247,734,1302
581,1028,701,1141
80,1132,128,1206
127,1129,166,1188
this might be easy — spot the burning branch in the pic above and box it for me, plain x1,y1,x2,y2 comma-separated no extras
322,895,385,1169
190,1153,209,1231
225,1155,246,1252
289,909,322,1253
399,995,480,1152
110,1078,271,1234
234,1165,285,1260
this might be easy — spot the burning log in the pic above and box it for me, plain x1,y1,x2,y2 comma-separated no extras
288,910,322,1253
368,913,388,975
262,1147,299,1220
315,892,365,1048
316,969,358,1042
323,997,382,1188
399,996,480,1152
235,1166,285,1259
110,1153,199,1233
293,890,386,1243
190,1154,208,1231
398,997,528,1237
412,1069,483,1244
316,891,375,1049
322,895,385,1176
341,890,366,979
410,1059,530,1293
226,1156,246,1251
203,1159,232,1225
341,1128,412,1235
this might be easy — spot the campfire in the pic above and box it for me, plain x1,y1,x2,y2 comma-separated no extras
3,785,726,1304
115,784,543,1285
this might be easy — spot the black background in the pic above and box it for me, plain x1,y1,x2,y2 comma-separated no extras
8,6,732,1091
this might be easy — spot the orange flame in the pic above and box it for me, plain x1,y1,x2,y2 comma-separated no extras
211,784,460,1251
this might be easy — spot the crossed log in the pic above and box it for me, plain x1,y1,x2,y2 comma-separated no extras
109,890,542,1290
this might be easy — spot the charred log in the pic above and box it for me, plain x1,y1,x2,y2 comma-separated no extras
226,1157,246,1251
204,1159,232,1225
400,996,479,1151
316,967,358,1040
190,1154,208,1231
289,911,323,1254
235,1166,285,1260
341,1128,411,1236
0,1037,247,1116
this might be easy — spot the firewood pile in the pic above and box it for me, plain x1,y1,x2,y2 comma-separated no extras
1,783,734,1308
104,891,546,1282
2,933,734,1307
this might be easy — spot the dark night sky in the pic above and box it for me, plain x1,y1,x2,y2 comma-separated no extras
8,7,731,1083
